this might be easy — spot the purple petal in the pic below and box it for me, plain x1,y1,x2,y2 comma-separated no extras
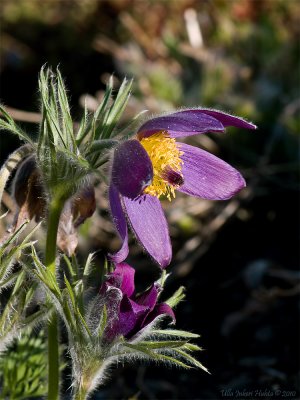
108,184,129,263
108,262,135,297
178,143,246,200
177,108,257,130
119,295,149,337
111,140,153,199
137,111,225,139
135,283,160,310
122,194,172,268
143,303,176,328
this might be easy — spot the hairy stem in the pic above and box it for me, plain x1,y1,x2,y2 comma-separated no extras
72,360,105,400
47,314,60,400
73,386,88,400
45,198,63,274
45,198,64,400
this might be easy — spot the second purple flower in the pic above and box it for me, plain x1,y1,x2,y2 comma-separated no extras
100,262,175,342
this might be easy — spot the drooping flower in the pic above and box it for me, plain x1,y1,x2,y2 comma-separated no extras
100,262,175,341
109,108,256,267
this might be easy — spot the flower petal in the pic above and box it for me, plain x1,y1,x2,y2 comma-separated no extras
108,262,135,297
122,194,172,268
111,140,153,199
135,283,160,311
119,295,149,337
108,184,129,263
144,303,176,327
137,111,225,139
191,108,257,130
178,143,246,200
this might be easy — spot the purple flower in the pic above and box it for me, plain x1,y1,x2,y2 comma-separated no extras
109,108,256,267
101,262,175,341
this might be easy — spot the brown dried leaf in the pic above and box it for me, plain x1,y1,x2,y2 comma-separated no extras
56,185,96,256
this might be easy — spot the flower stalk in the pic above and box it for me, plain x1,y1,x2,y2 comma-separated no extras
45,197,65,400
47,315,59,400
45,198,65,276
72,356,105,400
74,387,88,400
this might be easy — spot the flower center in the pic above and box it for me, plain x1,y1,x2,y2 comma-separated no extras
139,131,184,200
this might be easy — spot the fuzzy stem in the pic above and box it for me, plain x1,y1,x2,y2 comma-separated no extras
45,197,64,400
73,386,88,400
47,314,60,400
72,361,105,400
45,198,63,274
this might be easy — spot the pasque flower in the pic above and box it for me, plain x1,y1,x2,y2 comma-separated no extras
100,262,175,341
109,108,256,267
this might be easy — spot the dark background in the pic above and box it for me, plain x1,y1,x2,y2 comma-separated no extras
0,1,299,399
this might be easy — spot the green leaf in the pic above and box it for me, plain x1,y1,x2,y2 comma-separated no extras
135,340,188,350
83,252,96,278
31,247,61,296
64,275,77,310
76,79,113,144
182,343,203,352
23,309,49,327
171,348,209,373
97,304,107,338
76,307,92,338
56,68,76,150
63,254,77,280
76,100,89,143
123,342,192,369
156,270,170,289
0,105,34,145
100,78,133,139
151,329,200,339
165,286,186,308
0,223,40,292
0,270,22,290
0,329,48,399
86,139,118,156
38,67,66,149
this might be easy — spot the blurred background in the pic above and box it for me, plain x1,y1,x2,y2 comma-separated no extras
0,0,299,399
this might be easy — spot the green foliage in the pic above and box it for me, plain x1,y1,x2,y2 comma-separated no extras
0,67,133,204
0,222,29,290
0,329,47,400
0,105,34,145
0,222,48,355
37,66,90,199
101,78,133,139
165,286,186,308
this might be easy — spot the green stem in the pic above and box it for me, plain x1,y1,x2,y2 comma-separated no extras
45,198,64,400
45,199,63,274
73,386,88,400
73,362,103,400
48,314,59,400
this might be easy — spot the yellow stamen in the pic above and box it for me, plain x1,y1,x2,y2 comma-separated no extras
139,131,183,201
